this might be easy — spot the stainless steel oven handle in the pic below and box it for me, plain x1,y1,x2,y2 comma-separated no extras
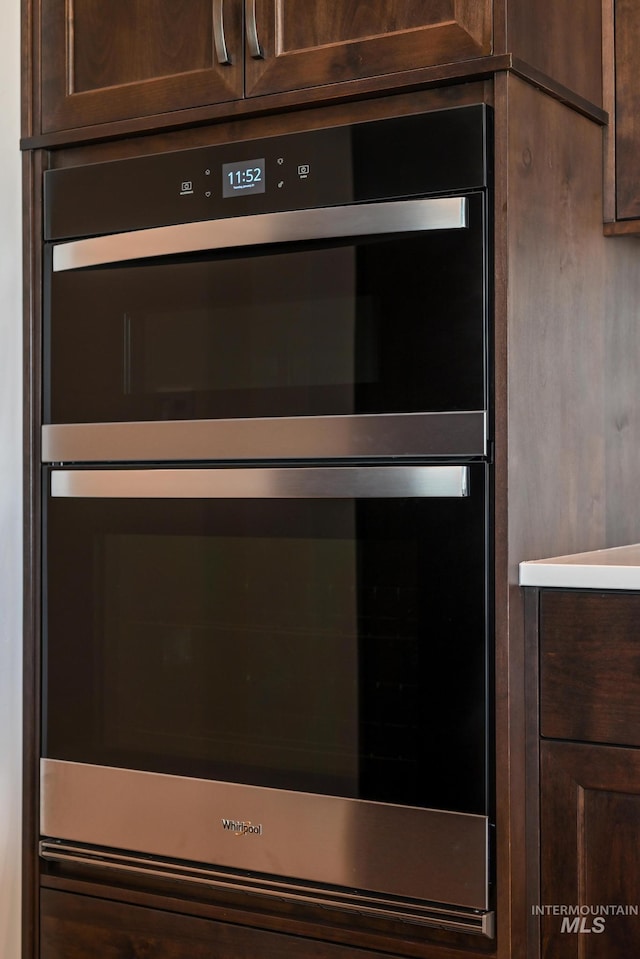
50,466,470,499
52,196,468,272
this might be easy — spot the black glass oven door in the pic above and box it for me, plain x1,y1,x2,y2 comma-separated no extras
44,195,486,430
43,463,488,817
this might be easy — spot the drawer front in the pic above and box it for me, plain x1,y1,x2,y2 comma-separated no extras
540,590,640,746
40,888,381,959
40,887,495,959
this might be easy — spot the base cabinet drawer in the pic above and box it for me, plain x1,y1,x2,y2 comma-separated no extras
41,889,378,959
40,888,495,959
42,889,389,959
539,590,640,745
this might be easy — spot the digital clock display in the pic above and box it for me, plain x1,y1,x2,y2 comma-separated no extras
222,158,266,198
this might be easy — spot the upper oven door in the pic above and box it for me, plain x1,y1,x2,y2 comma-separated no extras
43,193,488,462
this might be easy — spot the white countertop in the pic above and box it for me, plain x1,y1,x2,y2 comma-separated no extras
519,543,640,590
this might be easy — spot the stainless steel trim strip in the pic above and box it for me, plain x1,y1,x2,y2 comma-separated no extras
40,759,490,911
39,840,494,937
50,464,469,499
51,196,468,271
42,411,487,462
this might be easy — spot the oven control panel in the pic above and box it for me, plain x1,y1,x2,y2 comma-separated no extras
162,125,354,215
44,105,489,241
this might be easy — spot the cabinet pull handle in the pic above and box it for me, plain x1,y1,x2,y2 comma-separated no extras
213,0,232,65
246,0,264,59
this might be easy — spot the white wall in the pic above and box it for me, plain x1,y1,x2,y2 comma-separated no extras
0,0,23,954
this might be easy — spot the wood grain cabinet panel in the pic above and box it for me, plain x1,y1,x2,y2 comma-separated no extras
539,590,640,747
40,0,244,132
72,1,214,91
540,741,640,958
245,0,492,97
40,887,421,959
507,0,603,107
613,0,640,220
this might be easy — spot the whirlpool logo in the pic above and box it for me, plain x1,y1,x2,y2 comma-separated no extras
221,818,263,837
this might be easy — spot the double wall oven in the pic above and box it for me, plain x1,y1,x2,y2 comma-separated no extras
40,106,494,935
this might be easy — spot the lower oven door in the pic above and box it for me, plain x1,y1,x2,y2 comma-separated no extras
41,464,491,924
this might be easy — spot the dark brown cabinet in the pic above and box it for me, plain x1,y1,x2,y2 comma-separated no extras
29,0,610,148
537,589,640,958
38,0,492,133
540,741,640,958
604,0,640,232
40,888,382,959
244,1,491,98
39,885,498,959
40,0,244,132
539,590,640,747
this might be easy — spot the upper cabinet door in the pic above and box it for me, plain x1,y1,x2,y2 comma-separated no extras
40,0,244,133
245,0,493,97
613,0,640,221
38,0,492,136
